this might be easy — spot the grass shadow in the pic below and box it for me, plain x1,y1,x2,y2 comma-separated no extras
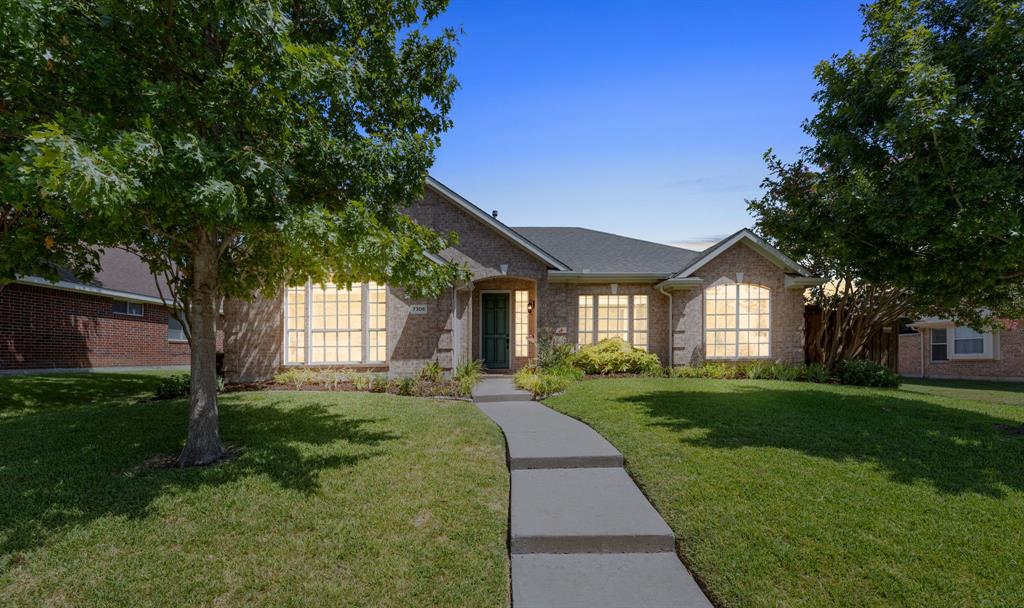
617,384,1024,497
0,385,398,559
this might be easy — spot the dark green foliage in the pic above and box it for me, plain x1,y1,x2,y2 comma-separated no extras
803,363,831,383
574,338,663,376
394,377,417,396
750,0,1024,324
418,361,443,383
837,360,901,388
153,374,191,400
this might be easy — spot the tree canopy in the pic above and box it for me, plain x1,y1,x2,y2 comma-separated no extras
750,0,1024,326
1,0,465,464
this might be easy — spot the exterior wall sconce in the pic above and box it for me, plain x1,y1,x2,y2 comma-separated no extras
527,300,535,314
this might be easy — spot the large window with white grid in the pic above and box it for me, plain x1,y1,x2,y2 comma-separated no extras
284,281,387,364
577,294,649,350
705,283,770,359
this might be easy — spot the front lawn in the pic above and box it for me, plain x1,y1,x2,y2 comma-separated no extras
900,376,1024,407
0,373,508,608
545,377,1024,608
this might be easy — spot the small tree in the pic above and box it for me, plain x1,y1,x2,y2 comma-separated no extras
752,0,1024,330
1,1,464,465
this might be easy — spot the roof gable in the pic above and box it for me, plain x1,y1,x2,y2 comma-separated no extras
425,177,569,270
670,229,812,279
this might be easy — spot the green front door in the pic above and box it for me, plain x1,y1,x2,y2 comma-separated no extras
482,293,510,369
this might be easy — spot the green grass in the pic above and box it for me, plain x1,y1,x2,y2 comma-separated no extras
545,377,1024,608
901,376,1024,407
0,373,508,608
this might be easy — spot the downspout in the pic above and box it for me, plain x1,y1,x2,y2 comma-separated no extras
920,329,925,378
657,284,673,368
451,285,459,371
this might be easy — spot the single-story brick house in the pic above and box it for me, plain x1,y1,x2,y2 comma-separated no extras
224,178,823,382
899,317,1024,381
1,250,218,372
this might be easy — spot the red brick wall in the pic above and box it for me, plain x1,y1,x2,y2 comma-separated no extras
1,283,220,370
904,325,1024,381
898,333,923,377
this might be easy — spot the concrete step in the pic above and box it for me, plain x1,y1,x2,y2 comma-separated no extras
511,467,675,554
471,376,532,402
512,552,713,608
477,402,623,469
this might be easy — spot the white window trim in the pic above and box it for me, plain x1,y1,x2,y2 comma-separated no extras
704,283,772,361
933,324,996,361
282,281,387,366
113,300,144,317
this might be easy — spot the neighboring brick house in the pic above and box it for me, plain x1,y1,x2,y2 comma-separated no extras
1,250,220,371
899,318,1024,381
224,178,822,382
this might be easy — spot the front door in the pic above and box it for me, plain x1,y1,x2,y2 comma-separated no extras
482,293,510,369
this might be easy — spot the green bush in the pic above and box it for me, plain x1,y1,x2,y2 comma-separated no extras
514,367,571,399
454,359,484,396
370,376,390,393
393,377,417,396
803,362,830,383
703,362,743,379
671,365,705,378
770,362,801,381
536,329,576,370
574,338,663,376
743,361,774,379
274,368,317,389
837,359,900,388
153,374,191,399
347,372,374,391
418,361,443,382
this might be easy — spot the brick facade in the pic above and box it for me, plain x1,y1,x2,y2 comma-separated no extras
898,325,1024,381
671,241,805,365
0,282,210,370
222,185,810,382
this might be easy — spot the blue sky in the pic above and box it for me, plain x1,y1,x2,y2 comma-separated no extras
428,0,866,250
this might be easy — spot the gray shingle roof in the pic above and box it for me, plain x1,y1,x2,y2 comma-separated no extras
56,249,170,300
512,227,700,274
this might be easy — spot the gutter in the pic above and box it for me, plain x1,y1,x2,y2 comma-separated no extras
548,271,669,284
14,276,171,306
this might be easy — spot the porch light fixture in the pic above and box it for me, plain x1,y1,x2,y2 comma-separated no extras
527,300,535,314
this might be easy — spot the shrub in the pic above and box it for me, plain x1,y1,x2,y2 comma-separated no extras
536,329,576,371
671,365,705,378
370,376,390,393
770,362,801,381
348,372,374,391
454,359,484,396
418,361,443,382
804,362,830,383
574,338,663,375
744,361,774,380
703,362,743,379
153,374,191,400
275,368,316,390
837,359,900,388
514,367,570,399
393,377,417,396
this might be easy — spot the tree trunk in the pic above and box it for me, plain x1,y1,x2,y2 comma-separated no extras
177,236,224,467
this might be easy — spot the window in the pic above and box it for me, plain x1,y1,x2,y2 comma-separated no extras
705,284,770,359
577,296,593,345
167,315,187,342
930,325,995,360
113,300,144,316
284,281,387,365
954,326,985,355
577,294,648,350
515,290,529,357
930,328,948,361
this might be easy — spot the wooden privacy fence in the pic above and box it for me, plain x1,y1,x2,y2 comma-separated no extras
804,305,899,371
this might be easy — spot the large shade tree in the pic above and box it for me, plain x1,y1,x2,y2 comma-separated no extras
1,1,465,465
750,0,1024,335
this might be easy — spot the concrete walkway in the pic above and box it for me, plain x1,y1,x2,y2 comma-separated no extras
472,376,713,608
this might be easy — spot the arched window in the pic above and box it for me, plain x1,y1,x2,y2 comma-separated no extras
705,284,770,359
